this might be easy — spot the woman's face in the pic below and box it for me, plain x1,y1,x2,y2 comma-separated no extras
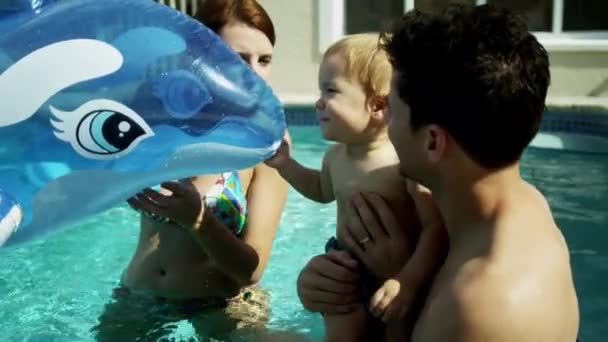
219,21,273,82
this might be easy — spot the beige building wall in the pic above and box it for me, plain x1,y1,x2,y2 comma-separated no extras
259,0,608,104
548,51,608,97
258,0,322,103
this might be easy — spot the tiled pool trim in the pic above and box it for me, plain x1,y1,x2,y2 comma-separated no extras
285,105,608,138
539,110,608,137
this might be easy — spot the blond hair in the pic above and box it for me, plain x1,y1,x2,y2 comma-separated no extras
324,33,392,99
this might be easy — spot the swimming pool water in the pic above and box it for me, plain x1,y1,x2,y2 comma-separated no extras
0,126,606,341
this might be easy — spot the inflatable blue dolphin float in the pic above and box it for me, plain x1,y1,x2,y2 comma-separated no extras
0,0,286,246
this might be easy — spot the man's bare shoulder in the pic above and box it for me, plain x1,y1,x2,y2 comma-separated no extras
414,184,580,342
413,263,521,342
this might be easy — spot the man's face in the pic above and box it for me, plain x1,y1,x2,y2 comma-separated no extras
386,72,428,183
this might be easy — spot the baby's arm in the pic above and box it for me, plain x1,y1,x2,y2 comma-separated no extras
280,157,334,203
370,181,448,321
369,225,446,323
265,138,335,203
401,181,449,286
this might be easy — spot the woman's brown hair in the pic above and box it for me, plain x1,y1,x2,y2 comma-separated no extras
194,0,276,46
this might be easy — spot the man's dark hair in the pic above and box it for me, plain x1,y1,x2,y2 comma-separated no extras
380,4,550,169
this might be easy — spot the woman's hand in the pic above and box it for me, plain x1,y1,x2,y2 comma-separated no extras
297,250,362,314
342,192,411,281
127,180,204,231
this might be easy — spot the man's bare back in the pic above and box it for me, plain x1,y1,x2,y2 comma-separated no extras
413,181,579,342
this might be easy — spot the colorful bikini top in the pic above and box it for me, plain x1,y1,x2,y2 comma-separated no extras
203,172,248,236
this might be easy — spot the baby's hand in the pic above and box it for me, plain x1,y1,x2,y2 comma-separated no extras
264,133,292,169
369,278,415,322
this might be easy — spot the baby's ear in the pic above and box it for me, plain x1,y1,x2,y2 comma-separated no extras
371,95,388,111
369,95,388,120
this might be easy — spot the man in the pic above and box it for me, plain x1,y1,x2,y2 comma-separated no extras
297,4,580,342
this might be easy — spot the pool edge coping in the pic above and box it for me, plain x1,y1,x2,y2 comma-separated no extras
279,95,608,114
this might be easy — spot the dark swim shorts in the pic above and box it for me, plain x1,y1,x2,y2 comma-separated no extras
324,236,378,302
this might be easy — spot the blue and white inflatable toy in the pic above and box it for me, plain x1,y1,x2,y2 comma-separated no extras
0,189,23,245
0,0,286,246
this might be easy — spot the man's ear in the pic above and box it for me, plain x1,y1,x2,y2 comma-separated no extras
425,124,447,163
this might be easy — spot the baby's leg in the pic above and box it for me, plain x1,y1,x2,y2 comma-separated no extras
323,306,370,342
322,237,378,341
383,283,430,342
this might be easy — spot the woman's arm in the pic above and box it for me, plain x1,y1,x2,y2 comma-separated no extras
128,163,288,287
239,163,289,283
192,163,288,286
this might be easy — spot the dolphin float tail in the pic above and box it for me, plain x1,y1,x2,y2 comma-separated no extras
0,188,23,246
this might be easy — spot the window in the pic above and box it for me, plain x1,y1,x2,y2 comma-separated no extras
346,0,403,34
318,0,608,53
563,0,608,31
487,0,552,32
414,0,476,15
156,0,198,16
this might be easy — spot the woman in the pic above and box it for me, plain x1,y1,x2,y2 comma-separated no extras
93,0,289,340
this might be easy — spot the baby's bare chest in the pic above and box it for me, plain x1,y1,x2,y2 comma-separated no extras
330,157,405,203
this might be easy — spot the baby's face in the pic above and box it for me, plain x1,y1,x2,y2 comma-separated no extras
315,53,372,143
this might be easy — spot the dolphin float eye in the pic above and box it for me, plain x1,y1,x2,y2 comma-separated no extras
152,70,212,119
76,110,144,154
50,99,154,160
